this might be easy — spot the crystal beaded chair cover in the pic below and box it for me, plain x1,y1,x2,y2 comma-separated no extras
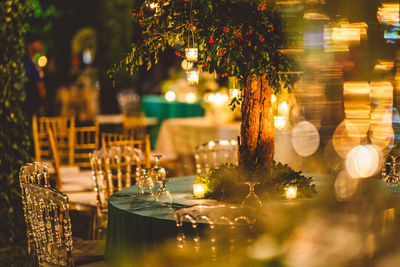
194,140,238,175
90,146,143,215
25,183,74,266
174,204,256,260
19,162,49,253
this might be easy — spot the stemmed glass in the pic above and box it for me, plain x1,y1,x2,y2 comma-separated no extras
152,155,172,207
241,182,263,208
138,169,154,196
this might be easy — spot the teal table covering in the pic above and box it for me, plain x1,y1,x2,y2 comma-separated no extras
105,176,215,263
104,174,332,263
141,95,205,148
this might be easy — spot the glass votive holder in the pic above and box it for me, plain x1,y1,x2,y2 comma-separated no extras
285,186,297,199
186,69,199,84
185,47,198,62
193,183,206,198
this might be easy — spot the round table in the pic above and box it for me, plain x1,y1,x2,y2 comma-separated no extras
141,95,205,148
105,176,215,262
105,173,332,263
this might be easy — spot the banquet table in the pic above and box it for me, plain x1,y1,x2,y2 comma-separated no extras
141,95,205,147
155,117,304,173
105,174,331,263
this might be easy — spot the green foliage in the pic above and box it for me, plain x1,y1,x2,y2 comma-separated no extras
113,0,295,94
0,0,32,247
197,162,316,203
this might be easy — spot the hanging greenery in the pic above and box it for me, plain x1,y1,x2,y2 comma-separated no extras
113,0,295,92
0,0,32,248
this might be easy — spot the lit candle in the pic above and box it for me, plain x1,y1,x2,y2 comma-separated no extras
285,186,297,199
193,183,206,198
185,48,198,62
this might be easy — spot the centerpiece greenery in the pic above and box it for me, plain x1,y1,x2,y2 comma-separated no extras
197,163,315,202
114,0,315,199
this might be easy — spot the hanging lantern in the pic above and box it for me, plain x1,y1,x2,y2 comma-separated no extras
186,67,199,84
185,29,198,62
185,47,198,62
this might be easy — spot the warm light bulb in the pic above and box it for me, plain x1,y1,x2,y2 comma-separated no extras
165,91,176,102
38,56,47,67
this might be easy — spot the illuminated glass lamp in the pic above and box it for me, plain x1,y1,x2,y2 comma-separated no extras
186,67,199,84
185,47,198,62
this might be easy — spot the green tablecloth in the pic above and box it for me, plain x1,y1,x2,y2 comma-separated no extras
141,95,205,148
105,176,214,262
104,173,333,263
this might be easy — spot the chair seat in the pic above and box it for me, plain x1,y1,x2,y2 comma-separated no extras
72,238,105,266
67,191,98,207
62,170,94,193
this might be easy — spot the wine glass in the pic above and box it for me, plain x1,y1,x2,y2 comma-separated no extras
150,155,167,181
138,169,154,196
241,182,262,208
152,155,172,207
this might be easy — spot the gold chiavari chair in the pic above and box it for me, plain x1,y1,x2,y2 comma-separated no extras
25,184,104,266
32,115,75,165
122,112,147,140
73,123,99,169
47,126,63,189
194,140,238,176
90,146,143,238
101,132,151,168
19,162,49,254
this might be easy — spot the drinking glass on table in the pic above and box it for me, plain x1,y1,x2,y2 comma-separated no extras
138,169,154,196
152,155,172,207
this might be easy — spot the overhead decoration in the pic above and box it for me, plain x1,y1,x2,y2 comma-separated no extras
114,0,297,170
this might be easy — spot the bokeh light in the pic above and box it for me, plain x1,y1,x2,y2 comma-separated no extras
185,92,197,103
334,170,359,201
291,121,320,157
165,91,176,102
37,56,47,67
345,145,381,178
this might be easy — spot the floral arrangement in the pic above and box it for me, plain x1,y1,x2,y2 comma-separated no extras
196,162,316,202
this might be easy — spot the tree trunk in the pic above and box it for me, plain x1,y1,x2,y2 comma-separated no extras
239,75,274,169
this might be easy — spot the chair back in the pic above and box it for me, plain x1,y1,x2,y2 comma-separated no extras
25,184,74,266
33,115,75,165
90,146,143,214
47,126,63,189
101,133,151,168
73,124,99,168
19,162,49,253
194,140,238,175
174,204,256,259
122,112,146,139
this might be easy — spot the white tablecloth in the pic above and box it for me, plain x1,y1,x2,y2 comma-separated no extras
155,117,303,170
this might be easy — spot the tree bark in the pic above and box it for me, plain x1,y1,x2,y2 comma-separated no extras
239,75,274,169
